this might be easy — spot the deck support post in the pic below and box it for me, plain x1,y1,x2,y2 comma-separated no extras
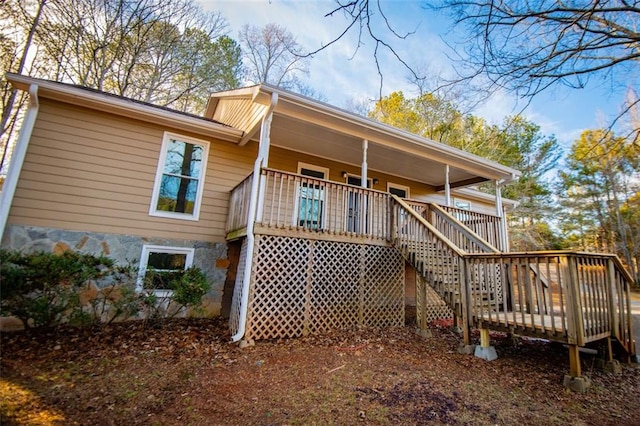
474,327,498,361
568,344,581,377
599,337,623,374
480,328,490,348
563,344,591,392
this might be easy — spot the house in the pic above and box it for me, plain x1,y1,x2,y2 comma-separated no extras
1,74,635,388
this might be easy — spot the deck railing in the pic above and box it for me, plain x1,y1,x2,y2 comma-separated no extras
226,173,254,235
439,205,506,251
464,251,635,351
428,203,499,254
391,195,465,307
256,168,391,242
227,170,506,247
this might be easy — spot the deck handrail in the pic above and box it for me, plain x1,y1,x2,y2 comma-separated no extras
256,168,392,241
464,251,635,353
226,172,254,234
428,203,500,254
438,204,506,251
391,195,467,257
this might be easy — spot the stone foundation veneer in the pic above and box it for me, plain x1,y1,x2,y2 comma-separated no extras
1,224,229,317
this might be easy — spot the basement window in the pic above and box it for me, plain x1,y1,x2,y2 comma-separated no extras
137,245,195,295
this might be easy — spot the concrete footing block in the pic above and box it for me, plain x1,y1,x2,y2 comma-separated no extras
415,328,432,339
474,345,498,361
563,375,591,393
604,360,622,374
631,354,639,364
595,358,623,373
458,344,476,355
238,339,255,349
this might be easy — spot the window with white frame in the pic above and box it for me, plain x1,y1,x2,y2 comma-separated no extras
454,199,472,210
149,132,210,220
295,163,329,230
137,245,195,294
387,182,410,199
345,174,372,233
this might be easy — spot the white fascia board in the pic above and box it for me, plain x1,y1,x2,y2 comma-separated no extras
453,187,518,207
7,74,244,143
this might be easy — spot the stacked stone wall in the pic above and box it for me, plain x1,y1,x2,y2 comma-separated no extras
1,225,229,324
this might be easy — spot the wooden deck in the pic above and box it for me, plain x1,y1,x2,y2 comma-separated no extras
392,196,635,360
225,170,636,376
476,310,567,338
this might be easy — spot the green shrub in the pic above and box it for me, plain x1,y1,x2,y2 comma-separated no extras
1,249,213,328
141,266,211,320
0,249,115,328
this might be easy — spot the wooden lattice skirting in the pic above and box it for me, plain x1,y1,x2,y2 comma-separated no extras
229,238,248,337
242,235,405,340
416,273,453,327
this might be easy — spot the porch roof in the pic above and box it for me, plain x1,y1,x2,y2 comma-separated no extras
206,84,521,190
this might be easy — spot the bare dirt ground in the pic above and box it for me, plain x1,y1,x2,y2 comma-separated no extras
1,317,639,426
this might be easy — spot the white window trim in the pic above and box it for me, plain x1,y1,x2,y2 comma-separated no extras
454,198,472,210
297,162,329,178
345,173,373,188
293,162,329,229
149,132,210,221
136,245,195,294
387,182,410,198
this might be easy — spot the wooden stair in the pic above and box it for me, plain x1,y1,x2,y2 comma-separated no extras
390,195,636,369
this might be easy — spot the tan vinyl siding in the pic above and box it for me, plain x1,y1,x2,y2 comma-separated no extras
8,99,256,243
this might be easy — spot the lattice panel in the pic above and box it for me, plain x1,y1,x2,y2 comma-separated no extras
308,241,361,334
229,238,248,336
244,235,404,339
416,273,453,327
362,245,404,327
246,236,310,339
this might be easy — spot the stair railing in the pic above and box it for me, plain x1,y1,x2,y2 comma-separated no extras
428,203,500,254
391,195,472,341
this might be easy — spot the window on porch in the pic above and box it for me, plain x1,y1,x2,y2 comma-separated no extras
296,163,329,230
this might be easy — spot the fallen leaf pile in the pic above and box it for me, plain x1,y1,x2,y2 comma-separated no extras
1,318,638,425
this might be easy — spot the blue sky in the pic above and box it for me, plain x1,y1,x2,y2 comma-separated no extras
201,0,630,151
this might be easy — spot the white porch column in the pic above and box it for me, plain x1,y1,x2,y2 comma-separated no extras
495,180,509,251
495,180,503,218
361,139,368,188
444,164,451,206
231,92,277,343
255,94,277,222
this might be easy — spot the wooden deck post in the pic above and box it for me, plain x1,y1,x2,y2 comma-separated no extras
459,258,471,346
480,328,490,348
568,344,581,378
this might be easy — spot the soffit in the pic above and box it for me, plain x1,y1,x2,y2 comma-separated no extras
269,114,483,188
208,84,520,187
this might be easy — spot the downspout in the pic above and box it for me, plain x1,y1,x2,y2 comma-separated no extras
0,84,39,243
231,92,278,343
